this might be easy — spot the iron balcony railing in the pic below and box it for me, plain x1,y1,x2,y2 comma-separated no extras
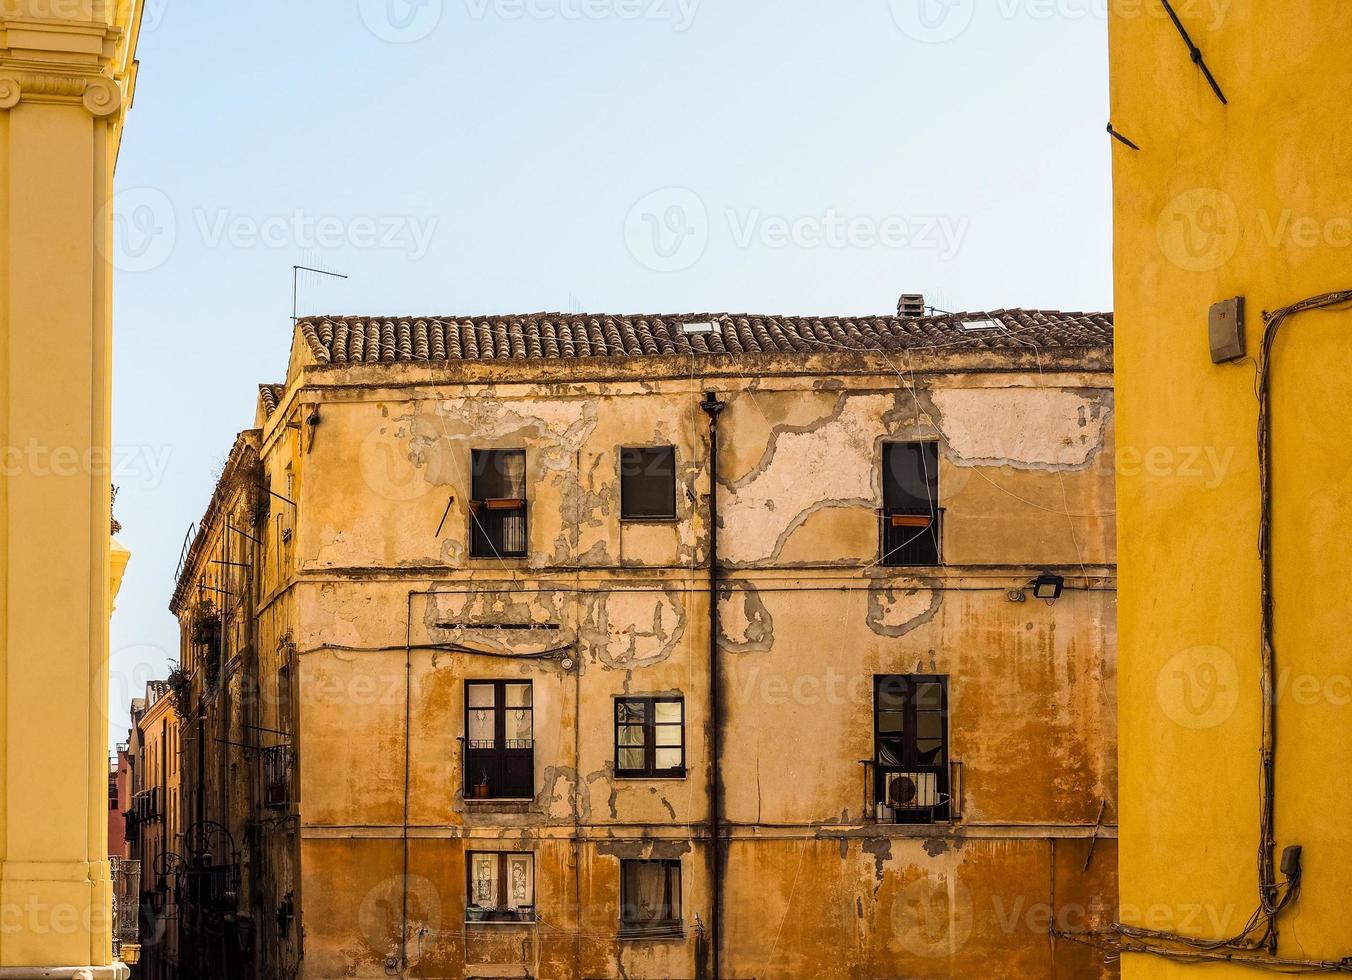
262,744,293,810
464,738,535,799
879,508,943,567
132,787,160,824
469,503,527,559
860,760,962,825
109,858,140,942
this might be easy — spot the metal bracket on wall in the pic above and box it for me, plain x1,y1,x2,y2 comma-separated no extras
1159,0,1228,104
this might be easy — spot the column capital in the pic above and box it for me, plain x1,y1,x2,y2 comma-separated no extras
0,1,143,119
0,68,119,115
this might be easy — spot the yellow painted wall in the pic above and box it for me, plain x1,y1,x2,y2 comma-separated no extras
1110,2,1352,974
0,0,142,972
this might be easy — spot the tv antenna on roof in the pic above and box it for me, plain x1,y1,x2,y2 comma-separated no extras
292,264,349,322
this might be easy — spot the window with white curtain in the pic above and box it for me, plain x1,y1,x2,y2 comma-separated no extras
467,852,535,922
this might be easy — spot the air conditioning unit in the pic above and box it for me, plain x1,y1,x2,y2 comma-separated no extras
885,771,940,810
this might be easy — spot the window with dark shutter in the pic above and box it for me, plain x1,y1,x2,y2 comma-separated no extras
470,450,527,558
620,446,677,521
614,697,685,778
873,675,950,824
464,681,534,800
620,859,682,937
880,441,941,566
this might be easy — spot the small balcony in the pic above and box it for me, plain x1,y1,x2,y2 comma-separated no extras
132,788,160,825
469,502,528,559
262,744,293,810
879,508,943,567
464,739,535,801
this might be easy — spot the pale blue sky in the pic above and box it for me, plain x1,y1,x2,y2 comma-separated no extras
107,0,1112,739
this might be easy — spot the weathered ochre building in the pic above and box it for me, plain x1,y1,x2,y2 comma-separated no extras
1110,3,1352,976
172,306,1119,979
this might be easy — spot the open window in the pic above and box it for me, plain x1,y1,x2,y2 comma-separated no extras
466,852,535,923
873,675,950,824
614,697,685,778
880,441,941,566
464,681,534,800
620,860,682,937
470,449,527,558
620,446,677,521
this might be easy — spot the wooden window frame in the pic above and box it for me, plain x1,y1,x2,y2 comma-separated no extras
465,851,536,923
619,446,678,522
873,675,951,824
464,680,535,800
880,440,942,567
469,449,528,559
613,696,686,779
619,859,682,937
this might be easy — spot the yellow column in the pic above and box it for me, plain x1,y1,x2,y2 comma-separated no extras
0,2,141,975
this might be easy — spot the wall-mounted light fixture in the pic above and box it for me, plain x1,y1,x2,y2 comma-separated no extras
1032,574,1065,601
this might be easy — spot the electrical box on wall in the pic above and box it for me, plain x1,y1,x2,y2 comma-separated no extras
1209,296,1246,363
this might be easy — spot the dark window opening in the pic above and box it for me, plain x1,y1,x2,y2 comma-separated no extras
874,675,950,824
470,449,527,558
276,663,293,735
465,680,534,799
614,697,685,778
620,859,682,937
466,852,535,923
263,744,292,810
881,441,941,566
620,446,677,521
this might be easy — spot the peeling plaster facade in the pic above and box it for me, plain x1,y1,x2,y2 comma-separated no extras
171,329,1118,979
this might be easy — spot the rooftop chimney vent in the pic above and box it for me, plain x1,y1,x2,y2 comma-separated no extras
898,294,926,318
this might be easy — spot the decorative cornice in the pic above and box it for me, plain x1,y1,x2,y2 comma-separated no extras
0,69,121,115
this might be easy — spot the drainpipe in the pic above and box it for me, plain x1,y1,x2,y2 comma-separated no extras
400,589,414,975
699,390,725,980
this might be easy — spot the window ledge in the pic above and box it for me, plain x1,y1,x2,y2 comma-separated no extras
463,798,534,814
463,918,537,928
619,925,686,942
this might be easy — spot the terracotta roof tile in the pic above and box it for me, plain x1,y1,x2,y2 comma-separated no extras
258,384,286,417
295,310,1112,367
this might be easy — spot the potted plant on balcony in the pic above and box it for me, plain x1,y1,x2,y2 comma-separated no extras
166,665,192,715
472,772,491,799
465,904,489,922
191,599,221,648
